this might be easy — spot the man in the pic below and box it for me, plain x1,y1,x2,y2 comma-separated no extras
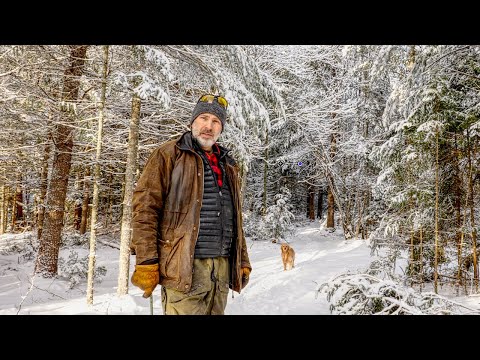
130,94,252,315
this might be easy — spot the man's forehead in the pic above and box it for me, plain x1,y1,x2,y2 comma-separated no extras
197,113,221,121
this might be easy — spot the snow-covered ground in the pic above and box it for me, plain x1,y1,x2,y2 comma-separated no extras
1,223,479,315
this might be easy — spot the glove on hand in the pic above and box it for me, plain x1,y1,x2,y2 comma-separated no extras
240,267,251,288
241,267,251,279
131,264,159,298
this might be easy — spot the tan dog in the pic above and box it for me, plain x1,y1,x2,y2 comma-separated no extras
281,243,295,271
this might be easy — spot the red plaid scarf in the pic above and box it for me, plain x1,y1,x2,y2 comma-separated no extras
204,144,223,188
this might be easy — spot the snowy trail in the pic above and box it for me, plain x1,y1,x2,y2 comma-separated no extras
226,226,374,315
0,225,376,315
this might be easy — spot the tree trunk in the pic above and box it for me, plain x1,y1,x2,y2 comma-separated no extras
2,186,9,233
79,165,91,234
434,129,439,294
326,132,336,229
74,200,82,230
239,161,247,203
307,185,315,220
35,45,88,277
10,182,17,231
467,131,478,292
0,185,5,235
14,176,23,228
317,188,323,219
419,226,423,292
103,170,113,228
327,185,335,228
457,206,467,295
409,227,415,286
453,133,463,291
117,91,141,295
262,130,268,216
87,45,109,305
37,144,50,239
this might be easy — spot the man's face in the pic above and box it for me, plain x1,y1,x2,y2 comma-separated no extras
191,113,222,150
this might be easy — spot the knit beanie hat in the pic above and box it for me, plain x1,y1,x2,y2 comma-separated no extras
190,100,227,129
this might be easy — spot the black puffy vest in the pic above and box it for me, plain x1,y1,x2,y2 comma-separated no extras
194,148,235,259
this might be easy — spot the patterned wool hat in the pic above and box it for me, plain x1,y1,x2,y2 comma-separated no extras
190,95,227,129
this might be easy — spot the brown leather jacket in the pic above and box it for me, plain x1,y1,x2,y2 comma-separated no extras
131,131,252,294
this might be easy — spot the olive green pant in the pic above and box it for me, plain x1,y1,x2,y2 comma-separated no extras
161,257,230,315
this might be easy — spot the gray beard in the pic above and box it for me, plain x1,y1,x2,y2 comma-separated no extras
192,132,215,149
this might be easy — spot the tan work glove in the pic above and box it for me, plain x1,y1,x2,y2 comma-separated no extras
241,267,251,279
240,267,251,288
131,264,159,298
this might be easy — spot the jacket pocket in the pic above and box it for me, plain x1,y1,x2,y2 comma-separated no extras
159,226,184,280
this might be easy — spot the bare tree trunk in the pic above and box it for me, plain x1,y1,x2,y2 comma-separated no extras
364,191,370,239
457,206,467,295
73,200,82,230
35,45,88,277
117,91,141,295
79,165,90,234
453,133,463,290
409,227,415,286
11,181,17,231
434,129,439,294
103,170,113,228
2,186,9,233
317,188,323,219
262,131,268,216
0,185,5,235
326,132,336,229
239,161,247,203
37,144,50,240
355,191,366,238
87,45,109,305
327,185,335,228
307,185,315,220
14,176,23,228
467,132,478,292
419,226,423,292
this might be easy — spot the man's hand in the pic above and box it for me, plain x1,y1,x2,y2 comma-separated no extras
240,267,251,289
241,267,251,279
131,264,160,298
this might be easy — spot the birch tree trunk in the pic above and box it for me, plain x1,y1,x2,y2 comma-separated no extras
35,45,88,277
87,45,109,305
117,91,141,295
79,165,90,234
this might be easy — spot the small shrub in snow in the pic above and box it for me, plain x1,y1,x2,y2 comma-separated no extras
61,232,89,247
263,187,295,241
17,240,38,264
318,259,477,315
0,233,38,265
58,250,107,289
